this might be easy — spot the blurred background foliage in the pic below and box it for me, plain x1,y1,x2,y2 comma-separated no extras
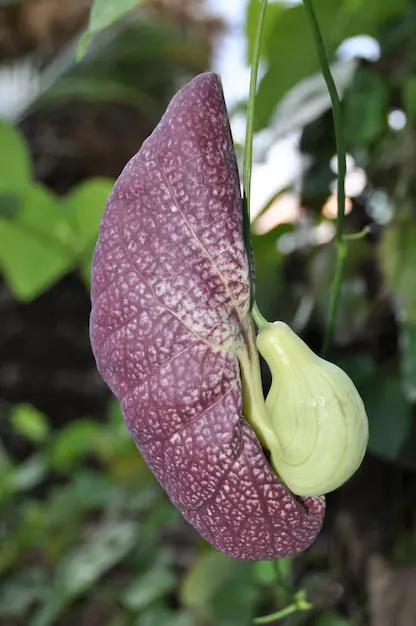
0,0,416,625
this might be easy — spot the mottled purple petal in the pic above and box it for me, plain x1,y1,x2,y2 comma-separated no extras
90,72,325,560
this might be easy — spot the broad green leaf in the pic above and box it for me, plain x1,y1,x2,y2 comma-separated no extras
0,184,76,300
64,177,113,251
255,0,341,128
270,59,357,138
0,121,31,193
211,568,259,626
254,0,409,129
253,560,277,585
10,404,49,443
181,551,237,616
77,0,144,59
181,551,257,625
246,0,284,63
89,0,143,34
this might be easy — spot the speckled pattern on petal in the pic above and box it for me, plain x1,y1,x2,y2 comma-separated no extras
90,72,325,560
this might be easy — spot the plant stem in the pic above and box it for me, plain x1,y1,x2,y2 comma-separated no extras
242,0,269,325
253,590,312,624
343,225,371,240
243,0,268,220
253,603,298,624
302,0,347,356
252,302,271,331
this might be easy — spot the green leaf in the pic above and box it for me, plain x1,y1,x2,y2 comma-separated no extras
253,561,277,585
0,121,31,194
89,0,143,34
0,184,76,300
254,0,409,129
270,59,357,138
77,0,144,59
255,0,340,128
10,404,49,443
64,177,113,250
181,551,257,626
121,562,176,611
246,0,284,63
181,551,236,616
76,31,93,61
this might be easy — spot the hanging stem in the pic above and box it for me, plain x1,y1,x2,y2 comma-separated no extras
243,0,269,331
302,0,347,356
252,302,271,331
243,0,268,219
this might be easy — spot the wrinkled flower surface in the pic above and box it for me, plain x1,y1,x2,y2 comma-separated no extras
90,73,325,560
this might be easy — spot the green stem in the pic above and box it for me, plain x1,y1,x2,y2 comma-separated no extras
252,302,271,331
243,0,268,220
343,225,370,241
253,590,312,624
242,0,269,326
253,603,298,624
302,0,347,356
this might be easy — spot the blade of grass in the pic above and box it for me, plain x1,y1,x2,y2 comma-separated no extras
302,0,347,356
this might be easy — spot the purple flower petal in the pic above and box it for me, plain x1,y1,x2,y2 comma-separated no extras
90,72,325,559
